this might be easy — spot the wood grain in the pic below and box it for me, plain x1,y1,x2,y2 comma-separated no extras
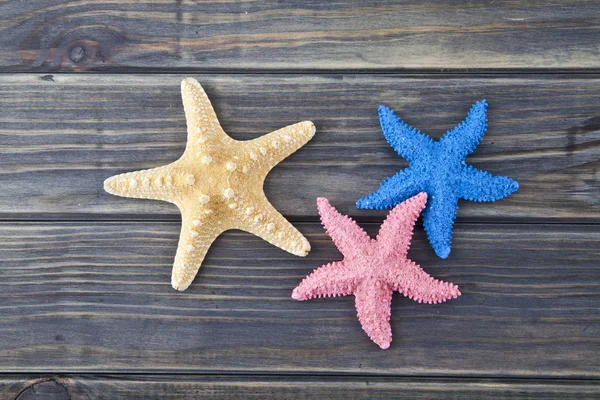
1,74,599,221
1,0,599,72
2,375,599,400
1,1,598,397
0,221,596,376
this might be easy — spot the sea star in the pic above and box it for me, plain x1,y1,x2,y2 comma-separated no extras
356,100,519,259
105,78,314,291
292,193,460,349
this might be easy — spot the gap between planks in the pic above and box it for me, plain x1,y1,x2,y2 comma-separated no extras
3,70,600,76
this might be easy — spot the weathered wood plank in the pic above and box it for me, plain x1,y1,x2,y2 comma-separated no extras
1,0,599,72
0,221,596,376
3,375,600,400
1,74,599,221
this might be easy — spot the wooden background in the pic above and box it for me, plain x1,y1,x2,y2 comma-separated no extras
0,1,599,399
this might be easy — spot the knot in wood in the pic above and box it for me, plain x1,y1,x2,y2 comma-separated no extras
16,378,70,400
69,46,86,63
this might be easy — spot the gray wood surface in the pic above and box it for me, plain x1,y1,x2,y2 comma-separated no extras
3,376,600,400
1,74,599,221
0,221,596,376
1,1,599,397
1,1,599,72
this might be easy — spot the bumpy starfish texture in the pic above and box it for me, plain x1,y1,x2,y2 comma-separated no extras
357,100,519,259
105,78,314,291
292,193,460,349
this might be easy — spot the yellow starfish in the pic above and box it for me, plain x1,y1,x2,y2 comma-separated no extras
104,78,315,291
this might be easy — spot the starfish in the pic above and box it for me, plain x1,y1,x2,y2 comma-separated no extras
104,78,314,291
356,100,519,259
292,193,460,349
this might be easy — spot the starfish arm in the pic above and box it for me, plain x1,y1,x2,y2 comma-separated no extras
356,168,426,210
292,261,359,300
354,281,393,349
244,121,315,173
422,193,459,259
180,78,231,152
235,194,310,257
439,100,488,160
378,105,434,163
171,208,224,291
391,260,461,304
458,165,519,202
103,164,181,203
376,192,427,257
317,198,372,258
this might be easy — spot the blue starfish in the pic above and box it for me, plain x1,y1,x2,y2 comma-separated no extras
356,100,519,259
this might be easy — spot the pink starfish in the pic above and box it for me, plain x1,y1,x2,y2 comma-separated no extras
292,193,460,349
